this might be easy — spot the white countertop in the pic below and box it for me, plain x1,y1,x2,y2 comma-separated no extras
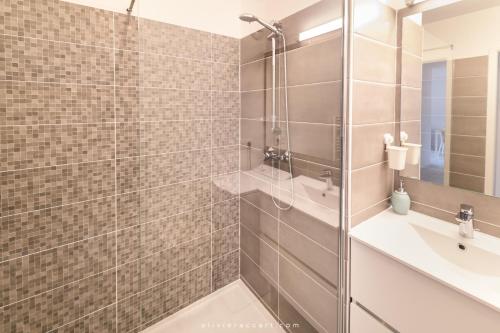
241,165,339,228
350,209,500,312
212,164,339,228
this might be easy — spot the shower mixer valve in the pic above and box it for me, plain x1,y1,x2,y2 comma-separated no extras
264,147,279,161
280,151,291,162
263,147,291,162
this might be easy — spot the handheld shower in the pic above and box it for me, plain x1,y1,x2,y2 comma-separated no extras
239,13,282,134
239,13,282,35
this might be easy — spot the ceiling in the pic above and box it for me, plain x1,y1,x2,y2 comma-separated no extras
423,0,500,24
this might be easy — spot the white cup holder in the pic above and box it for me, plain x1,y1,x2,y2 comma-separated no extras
402,142,422,165
386,146,408,171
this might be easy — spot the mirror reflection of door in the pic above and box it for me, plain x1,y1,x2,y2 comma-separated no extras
421,61,447,185
402,1,500,197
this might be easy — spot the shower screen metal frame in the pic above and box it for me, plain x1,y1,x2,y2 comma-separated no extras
340,0,351,332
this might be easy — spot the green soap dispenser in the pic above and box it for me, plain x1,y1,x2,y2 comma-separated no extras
391,181,411,215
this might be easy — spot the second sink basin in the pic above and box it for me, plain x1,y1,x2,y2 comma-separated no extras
293,175,339,210
411,223,500,277
350,209,500,312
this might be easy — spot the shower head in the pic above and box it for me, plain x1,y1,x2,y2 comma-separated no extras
239,13,257,23
405,0,424,6
239,13,281,35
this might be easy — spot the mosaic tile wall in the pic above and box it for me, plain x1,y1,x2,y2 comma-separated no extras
0,1,240,332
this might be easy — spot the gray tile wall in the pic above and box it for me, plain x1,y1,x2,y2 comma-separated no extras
350,0,397,226
449,56,488,192
239,0,342,332
399,17,423,180
240,191,339,333
0,1,240,332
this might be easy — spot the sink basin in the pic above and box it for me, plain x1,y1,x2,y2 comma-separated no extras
350,209,500,312
293,175,339,210
411,224,500,277
239,169,340,228
251,164,292,180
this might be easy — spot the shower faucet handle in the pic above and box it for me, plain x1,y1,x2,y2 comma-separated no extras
264,147,279,161
280,151,291,162
319,169,332,177
319,170,333,191
456,204,475,239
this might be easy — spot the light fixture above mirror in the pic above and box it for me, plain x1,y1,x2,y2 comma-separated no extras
299,18,343,41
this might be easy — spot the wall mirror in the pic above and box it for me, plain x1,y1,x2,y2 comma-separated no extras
399,0,500,198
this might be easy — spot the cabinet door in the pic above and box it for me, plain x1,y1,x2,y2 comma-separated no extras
350,302,392,333
351,239,500,333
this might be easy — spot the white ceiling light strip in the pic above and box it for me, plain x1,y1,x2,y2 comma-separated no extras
298,18,343,42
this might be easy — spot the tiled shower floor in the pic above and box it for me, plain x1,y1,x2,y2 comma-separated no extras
141,280,286,333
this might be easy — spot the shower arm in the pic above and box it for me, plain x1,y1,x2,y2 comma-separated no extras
126,0,135,13
270,27,283,133
271,36,277,131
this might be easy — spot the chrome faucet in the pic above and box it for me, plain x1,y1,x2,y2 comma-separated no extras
264,147,292,162
264,147,279,161
319,169,333,191
279,150,291,162
456,204,475,239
